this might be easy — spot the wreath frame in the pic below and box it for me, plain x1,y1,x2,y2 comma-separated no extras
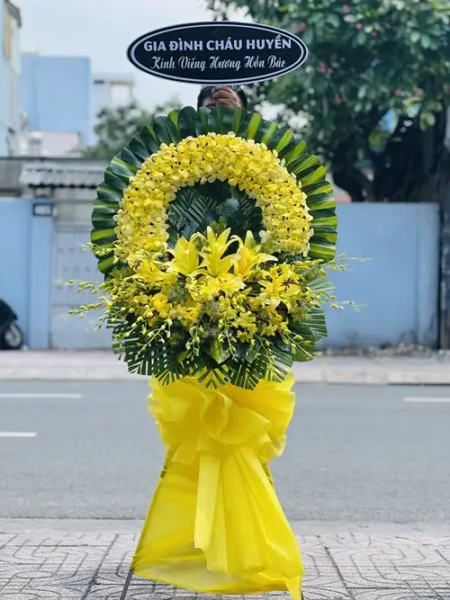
89,106,338,389
92,106,337,274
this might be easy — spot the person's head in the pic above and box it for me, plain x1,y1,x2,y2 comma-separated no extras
197,85,248,110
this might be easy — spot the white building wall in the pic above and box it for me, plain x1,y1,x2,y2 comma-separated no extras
0,0,21,156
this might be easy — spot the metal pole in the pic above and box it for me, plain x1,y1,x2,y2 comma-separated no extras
119,570,134,600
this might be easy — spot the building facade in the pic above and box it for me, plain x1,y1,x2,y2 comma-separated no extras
0,0,21,156
91,72,135,145
20,53,92,156
20,54,136,156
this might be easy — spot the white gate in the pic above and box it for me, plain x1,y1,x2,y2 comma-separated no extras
51,222,112,349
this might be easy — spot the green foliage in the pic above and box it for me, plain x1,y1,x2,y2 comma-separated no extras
83,98,182,160
207,0,450,202
108,303,326,390
168,182,264,245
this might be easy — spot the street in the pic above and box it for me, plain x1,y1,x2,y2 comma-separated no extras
1,380,450,522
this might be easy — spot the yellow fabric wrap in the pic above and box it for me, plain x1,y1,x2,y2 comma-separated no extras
131,372,304,599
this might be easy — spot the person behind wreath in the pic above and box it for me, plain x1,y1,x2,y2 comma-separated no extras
197,85,248,110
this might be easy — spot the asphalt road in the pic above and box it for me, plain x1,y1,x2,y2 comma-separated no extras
1,380,449,522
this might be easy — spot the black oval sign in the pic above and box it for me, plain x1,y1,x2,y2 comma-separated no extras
127,21,308,85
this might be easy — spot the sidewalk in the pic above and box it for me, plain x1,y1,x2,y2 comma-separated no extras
1,350,450,384
0,520,449,599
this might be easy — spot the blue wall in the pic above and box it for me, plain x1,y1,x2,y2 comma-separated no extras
0,200,442,350
0,198,53,348
21,54,91,146
0,199,31,338
0,3,8,156
0,4,5,155
323,203,440,348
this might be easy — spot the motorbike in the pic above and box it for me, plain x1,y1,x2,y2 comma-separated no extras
0,298,24,350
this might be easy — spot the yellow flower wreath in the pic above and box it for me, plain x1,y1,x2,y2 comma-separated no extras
115,132,313,265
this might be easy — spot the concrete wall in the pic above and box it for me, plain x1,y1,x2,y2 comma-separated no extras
323,203,440,348
0,198,53,348
21,54,91,147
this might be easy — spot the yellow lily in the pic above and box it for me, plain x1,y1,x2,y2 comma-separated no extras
233,231,277,280
167,237,200,277
199,228,238,278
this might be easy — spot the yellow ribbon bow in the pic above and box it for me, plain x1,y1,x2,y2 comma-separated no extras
131,372,304,600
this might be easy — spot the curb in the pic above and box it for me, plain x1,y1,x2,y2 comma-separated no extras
1,363,450,384
1,518,450,535
1,351,450,384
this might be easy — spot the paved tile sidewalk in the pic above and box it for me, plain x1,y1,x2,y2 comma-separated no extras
0,521,449,599
2,350,450,385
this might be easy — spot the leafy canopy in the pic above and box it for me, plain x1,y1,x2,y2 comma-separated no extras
207,0,450,201
83,98,182,160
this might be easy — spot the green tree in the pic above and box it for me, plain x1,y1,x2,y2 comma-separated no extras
84,98,182,160
208,0,450,202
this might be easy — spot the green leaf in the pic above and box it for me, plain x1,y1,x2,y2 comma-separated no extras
303,28,313,45
91,228,117,244
275,129,294,153
119,147,142,169
91,215,116,229
97,184,121,205
285,141,308,166
110,157,136,180
310,209,338,227
98,254,115,275
308,239,336,261
220,106,238,133
208,105,229,134
92,200,117,215
207,338,232,365
421,34,431,48
246,113,263,139
104,167,129,191
291,154,321,177
140,123,162,154
300,166,328,186
168,109,180,128
197,108,210,134
327,12,340,27
261,121,279,145
303,181,334,197
178,106,198,138
154,116,182,144
232,107,247,133
420,111,436,129
356,31,367,45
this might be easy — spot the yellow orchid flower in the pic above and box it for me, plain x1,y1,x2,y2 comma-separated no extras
189,273,245,302
198,276,223,299
151,293,173,319
167,237,200,276
134,260,177,287
259,278,304,311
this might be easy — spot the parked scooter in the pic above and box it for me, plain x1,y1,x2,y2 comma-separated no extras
0,299,24,350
